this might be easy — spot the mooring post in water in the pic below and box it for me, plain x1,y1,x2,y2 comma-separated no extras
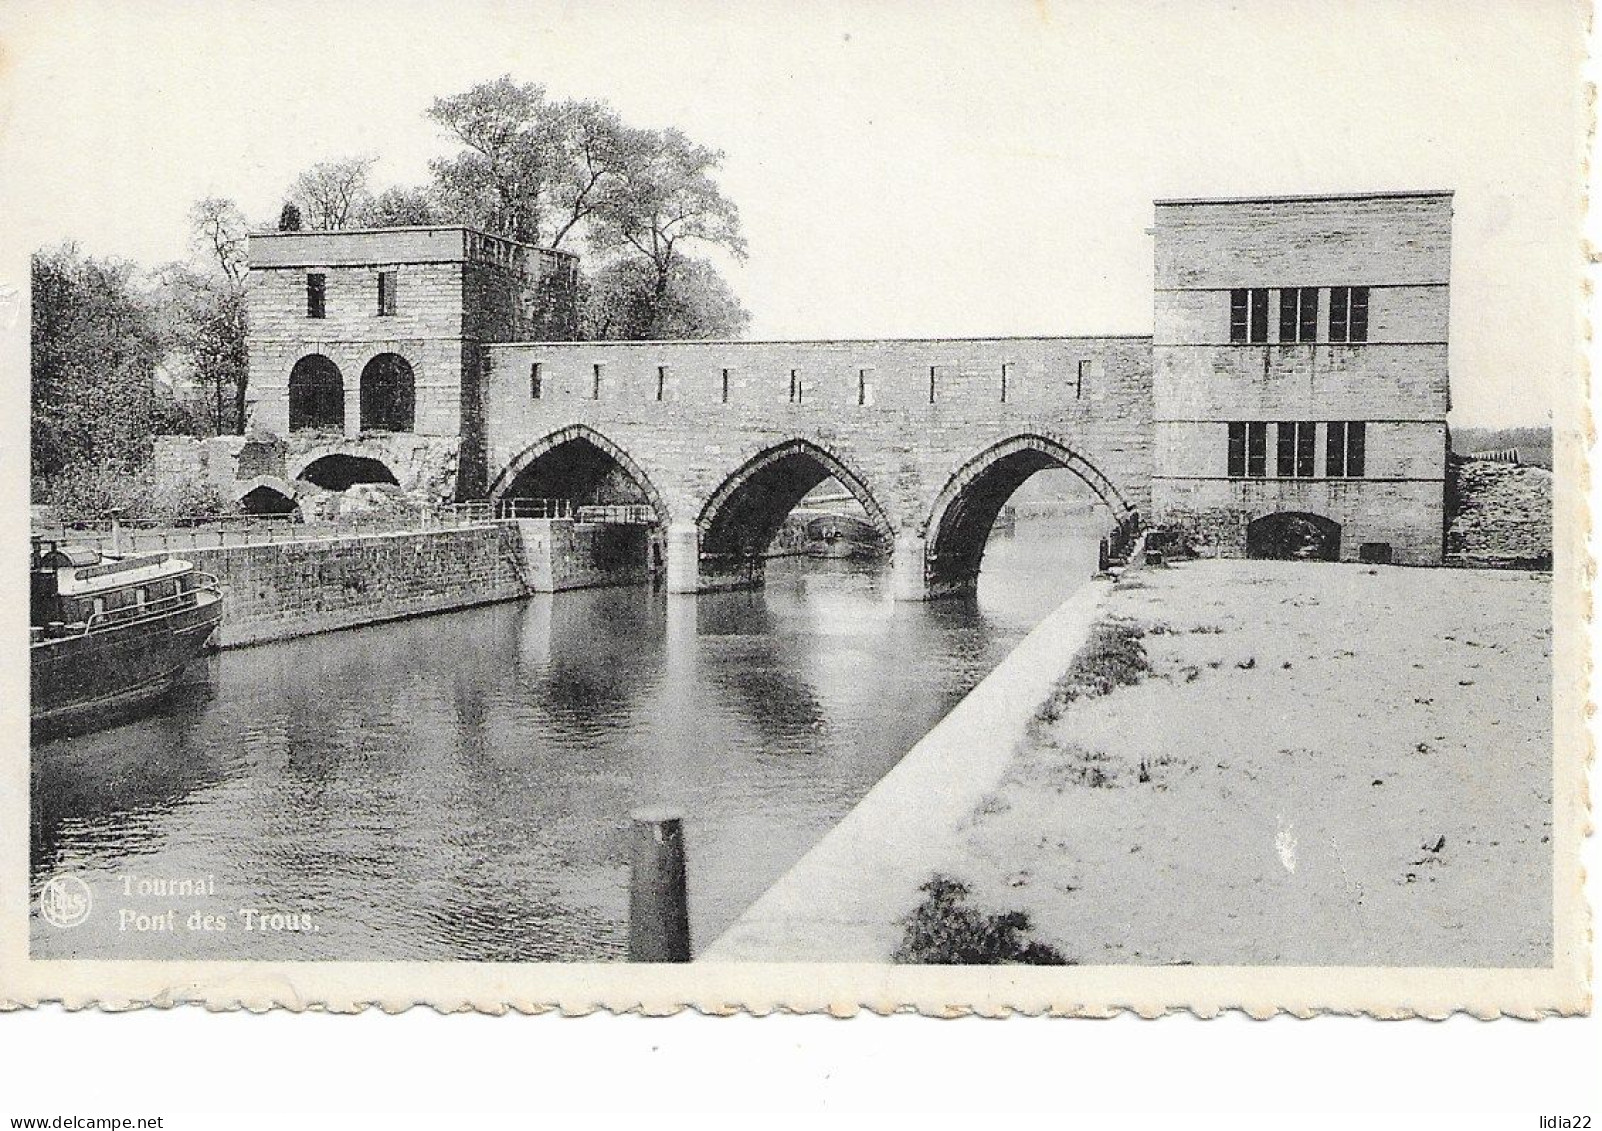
628,808,690,962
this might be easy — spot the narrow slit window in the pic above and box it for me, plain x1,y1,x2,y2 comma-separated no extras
1246,421,1267,478
1248,288,1269,343
1299,287,1319,343
1349,287,1369,342
1326,421,1347,477
1276,421,1297,477
1347,421,1366,477
592,363,603,400
1326,421,1367,477
656,366,667,402
377,270,397,316
928,366,937,404
1076,360,1091,399
1000,363,1012,403
306,273,326,319
1230,289,1248,343
721,368,731,404
1295,420,1316,477
1330,287,1369,343
1278,287,1318,343
858,369,868,406
1227,422,1247,477
789,369,801,404
529,362,542,400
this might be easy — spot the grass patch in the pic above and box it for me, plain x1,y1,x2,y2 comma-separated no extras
893,875,1071,965
1032,617,1150,725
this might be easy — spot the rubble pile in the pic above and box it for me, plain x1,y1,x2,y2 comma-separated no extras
1447,457,1553,569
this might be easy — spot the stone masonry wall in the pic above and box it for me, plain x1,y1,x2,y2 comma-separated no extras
510,520,653,591
482,336,1156,534
188,525,528,648
1151,192,1452,564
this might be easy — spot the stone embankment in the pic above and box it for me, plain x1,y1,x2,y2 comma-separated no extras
189,519,649,649
1447,457,1553,569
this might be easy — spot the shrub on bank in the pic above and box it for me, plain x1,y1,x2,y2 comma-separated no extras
36,460,230,525
893,875,1070,965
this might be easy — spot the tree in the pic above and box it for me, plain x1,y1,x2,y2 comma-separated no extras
278,202,303,231
581,254,749,341
361,184,440,227
31,245,166,484
157,262,248,436
190,197,248,281
289,156,377,230
425,76,559,243
147,197,251,437
587,127,747,336
545,100,639,248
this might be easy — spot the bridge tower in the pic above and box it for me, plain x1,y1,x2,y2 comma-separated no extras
245,226,577,501
1149,191,1453,564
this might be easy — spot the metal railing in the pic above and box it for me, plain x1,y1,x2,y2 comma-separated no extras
35,504,503,556
494,497,573,520
574,504,658,525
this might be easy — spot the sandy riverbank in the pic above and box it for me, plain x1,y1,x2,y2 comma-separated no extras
940,559,1553,967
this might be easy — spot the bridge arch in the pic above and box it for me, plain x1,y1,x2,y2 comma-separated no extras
296,453,400,491
489,424,670,524
923,433,1135,596
697,438,894,562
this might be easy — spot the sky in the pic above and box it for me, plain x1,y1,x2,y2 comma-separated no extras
0,0,1588,427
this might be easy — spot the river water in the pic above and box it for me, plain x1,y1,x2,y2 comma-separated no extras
30,522,1099,961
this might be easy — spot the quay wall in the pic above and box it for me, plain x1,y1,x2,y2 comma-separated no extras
190,519,647,649
703,575,1114,962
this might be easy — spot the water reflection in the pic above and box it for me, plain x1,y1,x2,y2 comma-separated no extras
31,524,1097,961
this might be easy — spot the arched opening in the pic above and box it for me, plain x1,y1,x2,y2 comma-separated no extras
360,353,415,433
238,483,299,517
491,425,668,523
288,355,344,432
1246,512,1341,561
297,454,400,491
924,434,1133,597
698,441,893,571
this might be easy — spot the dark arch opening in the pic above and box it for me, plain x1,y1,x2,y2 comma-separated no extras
496,428,666,522
239,484,299,516
699,441,892,564
298,454,400,491
360,353,415,433
1246,512,1342,561
288,355,344,432
925,435,1130,596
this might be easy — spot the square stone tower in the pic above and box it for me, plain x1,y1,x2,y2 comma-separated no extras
245,226,577,497
1150,191,1452,564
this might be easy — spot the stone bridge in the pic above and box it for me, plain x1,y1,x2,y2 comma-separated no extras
481,336,1153,599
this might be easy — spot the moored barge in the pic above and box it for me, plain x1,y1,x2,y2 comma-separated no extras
31,539,223,737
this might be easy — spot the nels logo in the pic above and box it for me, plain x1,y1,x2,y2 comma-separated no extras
39,874,92,929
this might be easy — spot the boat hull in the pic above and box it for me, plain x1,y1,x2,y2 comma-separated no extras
31,592,222,739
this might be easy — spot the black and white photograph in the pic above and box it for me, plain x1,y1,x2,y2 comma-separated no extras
0,0,1589,1026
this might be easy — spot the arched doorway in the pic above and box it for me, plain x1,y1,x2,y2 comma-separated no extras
297,454,400,491
360,353,415,433
236,478,300,516
923,434,1133,597
491,425,669,523
697,440,893,572
288,355,344,432
1246,512,1341,561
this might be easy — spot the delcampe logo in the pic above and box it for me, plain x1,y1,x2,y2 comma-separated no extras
38,874,92,929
